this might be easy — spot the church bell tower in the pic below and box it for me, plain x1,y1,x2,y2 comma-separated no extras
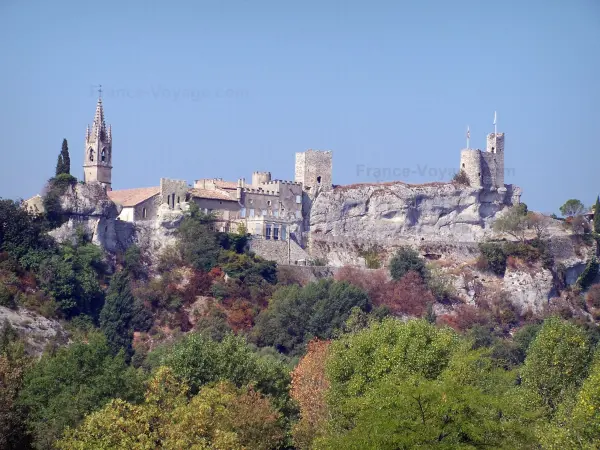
84,91,112,190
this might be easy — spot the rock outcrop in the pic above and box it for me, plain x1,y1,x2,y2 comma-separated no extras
49,182,134,252
307,182,521,265
0,306,68,355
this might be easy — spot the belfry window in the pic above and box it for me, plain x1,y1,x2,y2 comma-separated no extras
101,149,106,162
88,148,94,162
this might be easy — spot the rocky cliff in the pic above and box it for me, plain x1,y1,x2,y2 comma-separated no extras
307,181,521,265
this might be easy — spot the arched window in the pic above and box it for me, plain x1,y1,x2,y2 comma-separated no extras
88,148,94,162
101,148,106,162
317,176,322,184
143,208,147,219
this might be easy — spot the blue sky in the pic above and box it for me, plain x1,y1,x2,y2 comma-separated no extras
1,0,598,214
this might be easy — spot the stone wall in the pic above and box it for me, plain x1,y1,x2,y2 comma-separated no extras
249,236,310,265
160,178,188,208
133,195,162,222
191,197,240,220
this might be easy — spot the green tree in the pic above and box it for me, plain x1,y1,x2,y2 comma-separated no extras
389,246,428,280
319,321,537,449
560,198,585,217
55,138,71,176
521,317,593,411
541,351,600,449
0,322,32,450
492,205,529,242
158,332,292,412
0,199,55,268
177,204,220,271
100,271,135,358
17,332,144,449
253,279,370,355
38,242,105,318
57,367,285,450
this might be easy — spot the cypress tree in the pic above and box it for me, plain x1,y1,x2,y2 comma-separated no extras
55,139,70,176
55,155,64,177
61,138,70,175
594,196,600,234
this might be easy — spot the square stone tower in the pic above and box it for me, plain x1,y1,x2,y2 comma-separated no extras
295,150,332,193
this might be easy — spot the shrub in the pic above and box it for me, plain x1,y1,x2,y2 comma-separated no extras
389,246,428,281
586,284,600,309
452,169,470,186
358,245,382,269
478,243,506,276
0,283,16,308
577,257,599,290
383,271,435,317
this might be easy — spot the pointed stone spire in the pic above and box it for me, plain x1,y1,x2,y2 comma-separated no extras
90,97,107,141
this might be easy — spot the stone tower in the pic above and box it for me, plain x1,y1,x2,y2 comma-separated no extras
83,97,112,190
295,150,332,193
459,131,505,190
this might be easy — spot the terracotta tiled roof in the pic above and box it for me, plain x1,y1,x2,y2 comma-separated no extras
189,188,236,202
108,187,160,207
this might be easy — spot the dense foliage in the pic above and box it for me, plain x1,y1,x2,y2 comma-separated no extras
2,188,600,449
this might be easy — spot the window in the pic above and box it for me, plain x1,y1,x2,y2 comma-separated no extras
177,196,180,204
273,226,279,240
265,224,272,240
249,208,255,217
317,176,321,184
267,200,272,206
273,210,279,217
281,225,287,241
143,208,147,219
262,209,267,216
240,207,246,218
101,149,106,162
462,163,465,168
296,195,301,204
88,148,94,162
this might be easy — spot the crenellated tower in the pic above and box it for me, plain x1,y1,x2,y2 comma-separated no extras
83,96,112,190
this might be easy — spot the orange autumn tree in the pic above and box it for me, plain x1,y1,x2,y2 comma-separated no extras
290,339,331,449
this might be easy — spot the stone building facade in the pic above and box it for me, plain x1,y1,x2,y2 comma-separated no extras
459,132,505,189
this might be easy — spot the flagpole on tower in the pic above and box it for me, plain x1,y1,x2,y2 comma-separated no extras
493,111,497,136
466,125,470,149
493,111,498,154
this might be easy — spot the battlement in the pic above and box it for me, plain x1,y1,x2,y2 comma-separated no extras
240,187,280,196
262,179,302,186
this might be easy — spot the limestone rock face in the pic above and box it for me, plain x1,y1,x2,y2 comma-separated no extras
49,182,133,252
308,182,521,264
134,203,187,258
503,268,555,313
0,306,68,355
